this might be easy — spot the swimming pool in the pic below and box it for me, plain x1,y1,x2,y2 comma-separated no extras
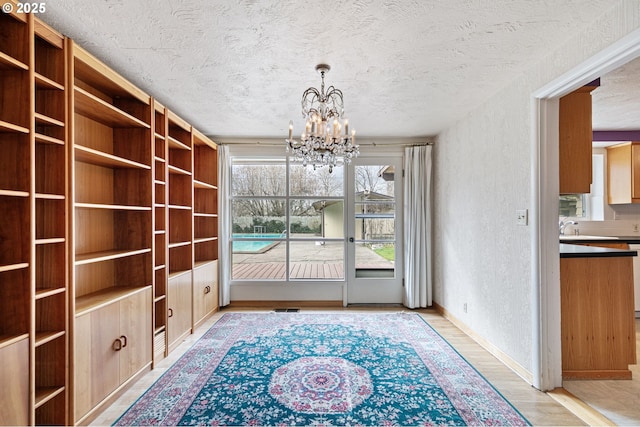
232,233,283,253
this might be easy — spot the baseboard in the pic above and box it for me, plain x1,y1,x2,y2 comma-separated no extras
432,302,534,385
546,388,615,426
227,300,343,309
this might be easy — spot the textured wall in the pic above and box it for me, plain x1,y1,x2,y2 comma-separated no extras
434,0,640,374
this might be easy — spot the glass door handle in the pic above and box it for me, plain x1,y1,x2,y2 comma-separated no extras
349,237,354,242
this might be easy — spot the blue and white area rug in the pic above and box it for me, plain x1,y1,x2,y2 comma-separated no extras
114,312,530,426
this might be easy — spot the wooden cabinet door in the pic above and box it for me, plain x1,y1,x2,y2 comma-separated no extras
168,271,192,349
559,85,596,194
631,144,640,200
74,304,119,421
0,337,29,426
193,261,217,326
119,288,152,383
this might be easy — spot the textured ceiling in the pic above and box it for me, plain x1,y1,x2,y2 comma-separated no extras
40,0,624,140
592,56,640,131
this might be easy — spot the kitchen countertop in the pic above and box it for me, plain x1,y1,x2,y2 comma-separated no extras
559,235,640,244
560,243,638,258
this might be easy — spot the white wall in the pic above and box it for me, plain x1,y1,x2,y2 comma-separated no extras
433,0,640,377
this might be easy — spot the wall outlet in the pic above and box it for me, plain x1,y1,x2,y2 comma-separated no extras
516,209,528,226
634,224,639,233
463,303,468,313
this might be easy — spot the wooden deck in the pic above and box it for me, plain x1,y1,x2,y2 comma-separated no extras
233,262,344,279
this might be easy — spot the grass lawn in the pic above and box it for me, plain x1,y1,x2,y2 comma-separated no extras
374,245,395,261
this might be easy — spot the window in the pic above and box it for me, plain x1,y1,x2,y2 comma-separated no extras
230,157,345,281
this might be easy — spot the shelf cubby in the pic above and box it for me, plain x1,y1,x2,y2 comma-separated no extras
73,114,151,167
0,196,30,268
0,268,30,340
35,388,66,425
195,240,219,263
155,233,166,266
35,242,66,293
74,162,151,207
154,267,167,296
0,133,30,193
168,173,193,207
0,12,30,135
35,292,66,343
36,142,66,196
168,244,193,276
35,198,65,240
74,252,152,303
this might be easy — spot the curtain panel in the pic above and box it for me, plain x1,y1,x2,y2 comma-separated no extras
403,145,433,308
218,145,231,306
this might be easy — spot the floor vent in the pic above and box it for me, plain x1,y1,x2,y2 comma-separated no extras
274,308,300,312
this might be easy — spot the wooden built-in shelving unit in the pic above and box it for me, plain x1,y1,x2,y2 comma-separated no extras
0,7,31,426
69,41,154,424
0,9,219,426
166,112,194,352
32,18,68,426
152,100,168,363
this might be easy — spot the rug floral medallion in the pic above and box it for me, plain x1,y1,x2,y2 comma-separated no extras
114,312,530,426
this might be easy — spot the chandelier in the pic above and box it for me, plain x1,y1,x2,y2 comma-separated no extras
286,64,359,173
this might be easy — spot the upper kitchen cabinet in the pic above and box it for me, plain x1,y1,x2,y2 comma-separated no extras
607,142,640,204
559,84,598,194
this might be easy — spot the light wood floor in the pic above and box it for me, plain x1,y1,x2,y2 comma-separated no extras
562,319,640,426
91,307,595,426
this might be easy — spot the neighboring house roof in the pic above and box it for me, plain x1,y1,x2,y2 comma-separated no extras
312,191,393,212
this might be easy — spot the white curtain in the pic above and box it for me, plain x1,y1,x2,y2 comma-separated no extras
403,145,433,308
218,145,231,307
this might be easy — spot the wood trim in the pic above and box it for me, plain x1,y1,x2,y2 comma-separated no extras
562,369,632,380
71,43,150,105
432,302,534,385
72,363,151,426
166,110,191,132
33,17,64,48
546,388,615,427
192,128,217,149
228,300,345,309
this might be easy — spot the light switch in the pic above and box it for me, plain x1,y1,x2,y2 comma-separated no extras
516,209,528,226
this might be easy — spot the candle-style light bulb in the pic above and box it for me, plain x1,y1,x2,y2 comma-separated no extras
288,120,293,140
343,118,349,135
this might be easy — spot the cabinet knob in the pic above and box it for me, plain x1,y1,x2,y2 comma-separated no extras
112,338,123,351
120,335,128,348
168,308,174,318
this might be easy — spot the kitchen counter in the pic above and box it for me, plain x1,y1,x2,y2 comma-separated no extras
559,243,638,258
560,235,640,244
560,245,637,379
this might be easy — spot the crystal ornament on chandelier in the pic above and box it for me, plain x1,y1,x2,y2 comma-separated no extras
286,64,359,173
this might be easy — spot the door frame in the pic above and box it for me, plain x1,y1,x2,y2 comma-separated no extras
345,154,404,305
532,28,640,390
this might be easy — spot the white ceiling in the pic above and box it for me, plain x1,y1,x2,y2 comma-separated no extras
40,0,629,140
592,56,640,131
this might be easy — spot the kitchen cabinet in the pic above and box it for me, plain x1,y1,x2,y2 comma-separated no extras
606,142,640,204
559,84,598,194
74,288,152,423
560,247,637,379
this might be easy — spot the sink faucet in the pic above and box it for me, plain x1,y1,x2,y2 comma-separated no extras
559,220,578,235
